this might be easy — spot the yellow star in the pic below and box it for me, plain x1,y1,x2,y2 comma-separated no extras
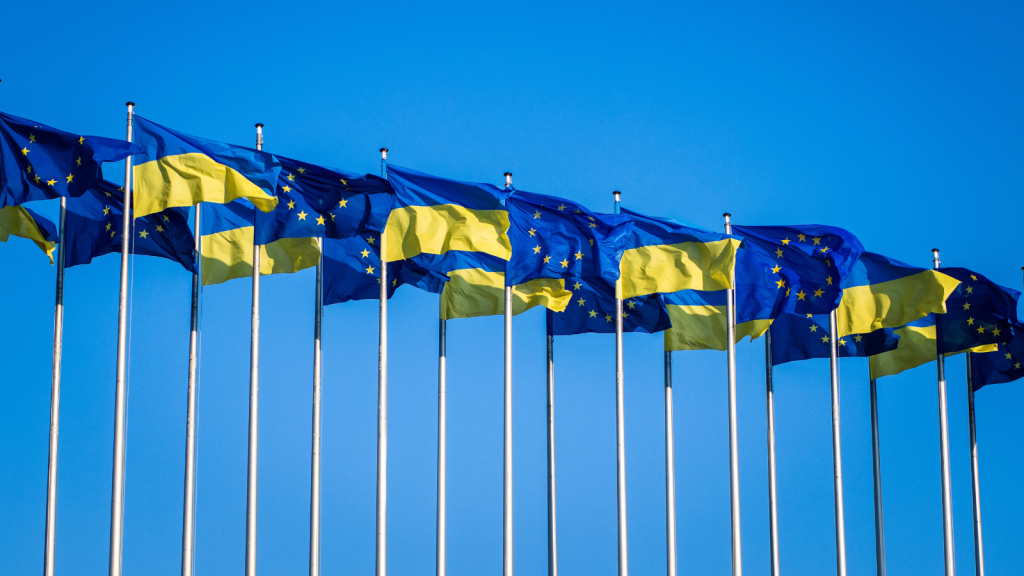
316,215,326,226
977,326,985,334
571,281,582,290
809,325,818,332
75,157,82,167
287,173,295,181
821,335,830,343
338,198,348,208
623,312,630,318
78,136,85,145
65,173,74,184
820,247,830,254
139,229,149,239
29,134,36,143
110,230,116,238
46,178,56,186
814,288,824,298
560,259,569,268
838,338,847,346
963,302,970,311
156,224,165,232
854,335,863,342
360,249,370,258
826,276,833,285
533,245,541,254
103,190,110,196
966,285,974,294
528,228,536,237
775,249,783,258
970,274,977,281
812,237,821,245
366,236,375,245
992,327,1001,337
1006,352,1013,360
605,314,613,322
282,185,292,193
366,265,375,274
589,310,598,318
543,255,551,263
331,213,335,221
162,215,170,222
105,223,112,231
786,288,791,296
577,297,586,307
781,238,790,245
33,174,41,183
288,200,296,210
967,317,975,325
533,211,541,219
21,147,30,156
1016,362,1022,370
589,238,594,246
393,278,398,286
775,279,785,289
103,206,111,215
806,314,813,318
297,210,308,220
340,178,348,186
627,301,636,309
26,164,32,173
575,251,584,260
797,233,806,242
558,204,566,211
297,167,306,174
588,216,594,221
771,265,781,274
796,290,806,301
588,222,597,228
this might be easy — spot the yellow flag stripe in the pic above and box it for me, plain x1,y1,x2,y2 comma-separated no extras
201,226,319,286
663,303,770,351
620,238,739,299
440,267,571,320
384,204,511,263
135,152,279,218
0,205,56,264
836,270,960,336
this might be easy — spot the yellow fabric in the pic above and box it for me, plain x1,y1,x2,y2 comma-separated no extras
663,304,772,351
836,270,960,337
384,204,511,262
440,267,571,320
134,152,279,218
0,205,56,264
201,226,320,286
620,238,740,299
869,325,999,379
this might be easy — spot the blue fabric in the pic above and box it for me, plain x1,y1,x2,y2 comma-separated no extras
620,206,734,249
971,322,1024,390
769,312,899,366
935,267,1019,354
322,233,447,305
547,276,670,336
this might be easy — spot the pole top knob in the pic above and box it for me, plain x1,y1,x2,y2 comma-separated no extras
504,172,512,177
125,101,135,107
613,190,621,198
255,123,264,128
380,148,388,160
504,172,512,187
723,212,731,218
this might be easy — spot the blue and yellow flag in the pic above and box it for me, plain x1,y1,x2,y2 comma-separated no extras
1,111,140,207
935,268,1019,355
254,155,394,245
200,201,319,286
868,314,1000,379
65,180,195,272
971,324,1024,390
505,190,632,286
547,276,670,336
133,116,279,218
384,165,511,262
619,208,740,299
768,312,899,366
835,251,960,336
731,224,864,315
0,204,57,263
322,233,447,305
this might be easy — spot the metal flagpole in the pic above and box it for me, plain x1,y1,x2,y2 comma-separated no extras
310,237,324,576
503,171,514,576
244,123,264,576
181,207,202,576
932,248,957,576
869,378,887,576
828,311,848,576
966,352,984,576
664,350,677,576
437,317,447,576
546,320,558,576
764,330,780,576
613,190,628,576
723,213,742,576
43,197,67,576
376,147,389,576
109,101,135,576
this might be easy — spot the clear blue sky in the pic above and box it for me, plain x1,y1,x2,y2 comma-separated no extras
2,1,1023,574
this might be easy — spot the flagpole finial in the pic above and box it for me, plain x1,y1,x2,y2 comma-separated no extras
504,172,512,188
723,213,732,234
932,249,940,269
380,148,388,160
613,190,621,201
125,101,135,108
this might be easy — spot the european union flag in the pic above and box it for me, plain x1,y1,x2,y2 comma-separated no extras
64,180,195,272
732,225,864,316
970,323,1024,390
769,312,899,366
254,156,394,245
1,111,140,207
935,268,1019,355
0,204,58,263
547,276,670,336
323,233,447,305
505,190,632,286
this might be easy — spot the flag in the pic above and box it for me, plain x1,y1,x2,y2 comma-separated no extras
253,155,394,245
835,251,961,337
547,276,671,336
505,190,632,286
0,111,140,207
322,233,447,305
0,204,57,263
731,224,864,315
970,323,1024,390
200,201,319,286
64,180,195,272
868,315,999,379
384,165,511,262
768,312,899,366
132,116,279,218
619,207,740,299
935,268,1019,355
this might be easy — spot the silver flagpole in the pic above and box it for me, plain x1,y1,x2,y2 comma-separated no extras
437,317,447,576
931,248,956,576
244,123,264,576
546,323,558,576
613,190,628,576
181,207,202,576
828,311,848,576
764,330,780,576
310,237,324,576
43,197,67,576
376,147,389,576
869,378,887,576
503,171,514,576
723,213,742,576
664,350,677,576
109,101,135,576
966,352,984,576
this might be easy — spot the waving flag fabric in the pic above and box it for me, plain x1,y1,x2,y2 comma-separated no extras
547,276,670,336
769,312,899,366
971,323,1024,390
935,268,1019,355
323,233,447,305
0,204,57,263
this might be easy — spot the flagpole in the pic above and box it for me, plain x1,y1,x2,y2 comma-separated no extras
503,171,514,576
664,350,677,576
376,147,389,576
546,316,558,576
109,101,135,576
932,248,956,576
437,316,447,576
43,196,67,576
828,311,848,576
244,123,264,576
869,378,887,576
764,330,780,576
310,237,324,576
723,213,742,576
612,191,629,576
965,352,984,576
181,207,202,576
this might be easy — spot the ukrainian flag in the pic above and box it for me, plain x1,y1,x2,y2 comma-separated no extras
0,204,57,263
835,252,961,336
133,116,279,219
384,165,511,263
868,315,997,379
200,201,319,286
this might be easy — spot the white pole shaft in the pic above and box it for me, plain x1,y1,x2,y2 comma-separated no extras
437,318,447,576
43,197,67,576
966,353,984,576
245,125,264,576
546,332,558,576
828,311,848,576
310,239,324,576
870,379,887,576
503,286,514,576
376,151,388,576
723,214,742,576
108,102,134,576
181,208,201,576
664,351,677,576
932,249,956,576
615,286,628,576
764,331,780,576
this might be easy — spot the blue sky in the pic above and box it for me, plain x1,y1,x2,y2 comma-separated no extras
2,1,1023,574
